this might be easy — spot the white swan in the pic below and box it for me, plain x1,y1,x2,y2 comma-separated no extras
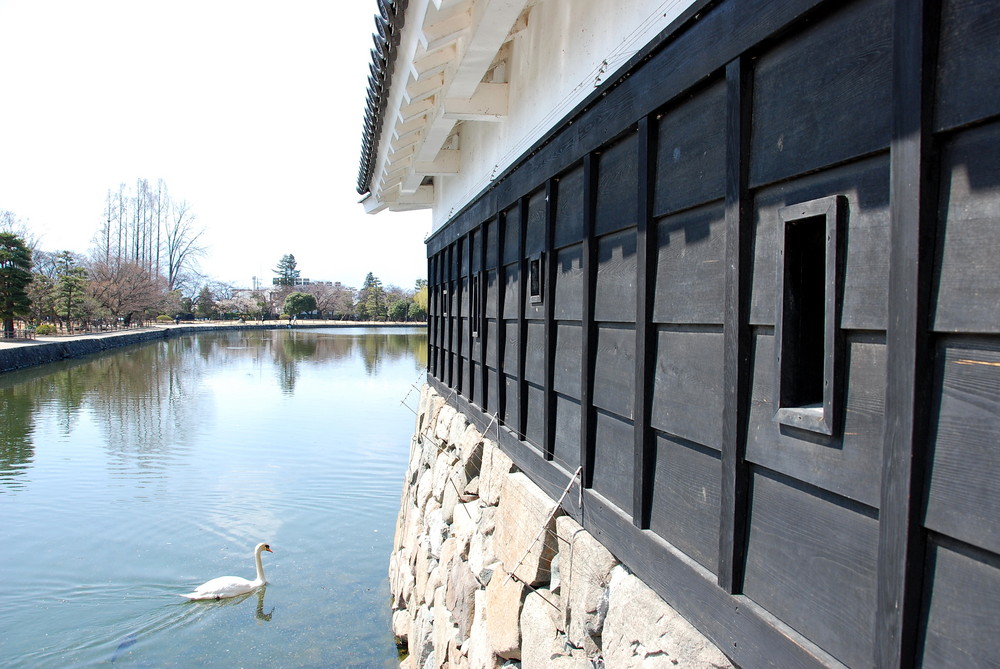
181,543,273,600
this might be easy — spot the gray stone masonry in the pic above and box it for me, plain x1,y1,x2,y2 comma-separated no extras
389,384,735,669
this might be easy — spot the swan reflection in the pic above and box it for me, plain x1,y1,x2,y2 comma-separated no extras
187,586,273,622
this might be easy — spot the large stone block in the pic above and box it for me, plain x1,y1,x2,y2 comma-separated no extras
435,404,458,443
465,588,496,669
494,473,559,586
431,449,457,502
442,461,469,523
448,410,471,448
415,539,438,606
393,608,409,641
468,530,498,585
427,507,447,559
479,440,513,506
485,565,525,660
556,515,618,654
416,468,434,512
519,589,564,669
603,566,734,668
447,557,481,643
416,385,445,435
457,423,484,467
453,500,483,549
410,604,435,669
433,585,457,668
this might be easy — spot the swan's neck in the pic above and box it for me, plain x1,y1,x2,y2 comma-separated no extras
254,549,267,584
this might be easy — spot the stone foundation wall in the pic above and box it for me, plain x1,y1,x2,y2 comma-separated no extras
389,385,735,669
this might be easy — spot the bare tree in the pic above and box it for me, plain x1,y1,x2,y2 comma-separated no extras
88,259,164,325
163,199,206,292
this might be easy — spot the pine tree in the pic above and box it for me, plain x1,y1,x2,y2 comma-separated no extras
0,233,33,336
273,254,300,287
55,251,88,333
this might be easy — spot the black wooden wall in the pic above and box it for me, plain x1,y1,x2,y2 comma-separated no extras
424,0,1000,666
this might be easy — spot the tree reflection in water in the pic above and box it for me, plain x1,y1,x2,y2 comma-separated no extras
0,384,35,487
0,328,427,484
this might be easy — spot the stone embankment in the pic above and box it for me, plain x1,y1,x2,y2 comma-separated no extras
389,385,734,669
0,328,171,374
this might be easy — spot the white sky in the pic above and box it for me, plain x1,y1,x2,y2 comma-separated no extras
0,0,430,291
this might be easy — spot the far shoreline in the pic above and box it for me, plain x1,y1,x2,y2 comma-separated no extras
0,321,426,375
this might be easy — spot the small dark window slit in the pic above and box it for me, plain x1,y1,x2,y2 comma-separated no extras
471,272,482,338
528,254,544,304
774,195,846,436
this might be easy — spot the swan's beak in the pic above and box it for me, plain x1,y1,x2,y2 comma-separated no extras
264,545,273,553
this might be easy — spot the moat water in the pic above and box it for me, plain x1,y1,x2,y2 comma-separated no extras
0,327,426,667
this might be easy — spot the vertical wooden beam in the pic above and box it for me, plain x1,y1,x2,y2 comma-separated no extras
517,196,529,441
495,212,508,424
479,222,490,410
428,253,436,378
543,179,557,460
456,238,464,396
877,0,938,666
447,244,455,389
719,56,753,593
581,153,598,488
633,116,657,528
466,231,476,404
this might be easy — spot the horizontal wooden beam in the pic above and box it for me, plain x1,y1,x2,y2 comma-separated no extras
443,82,508,120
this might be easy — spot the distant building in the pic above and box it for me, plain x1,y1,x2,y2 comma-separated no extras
270,277,335,287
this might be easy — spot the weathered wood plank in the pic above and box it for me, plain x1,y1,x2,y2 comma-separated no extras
592,324,636,419
554,163,586,249
503,203,521,265
919,536,1000,666
553,393,582,472
935,0,1000,131
502,263,520,321
750,0,893,188
485,268,499,319
553,245,584,321
654,78,726,217
594,228,638,323
595,132,638,237
524,381,545,451
744,468,878,669
932,121,1000,333
592,409,634,515
651,328,724,449
502,319,519,378
653,202,726,325
649,433,722,574
553,322,582,400
524,321,545,386
924,337,1000,555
